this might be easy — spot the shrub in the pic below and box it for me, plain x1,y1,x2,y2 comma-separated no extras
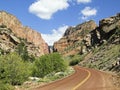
0,53,30,85
69,59,79,66
16,42,29,61
32,53,67,78
68,54,85,66
0,48,4,55
0,24,7,28
0,81,14,90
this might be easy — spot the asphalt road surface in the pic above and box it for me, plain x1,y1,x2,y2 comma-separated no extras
35,66,118,90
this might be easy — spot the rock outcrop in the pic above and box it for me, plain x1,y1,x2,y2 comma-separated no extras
98,13,120,41
0,11,49,56
54,13,120,56
54,20,97,55
99,13,120,33
0,25,43,56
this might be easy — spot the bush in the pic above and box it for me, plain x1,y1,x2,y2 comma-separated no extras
0,81,14,90
0,53,30,85
32,53,67,78
16,42,29,61
0,48,4,55
0,24,7,28
68,54,85,66
69,59,79,66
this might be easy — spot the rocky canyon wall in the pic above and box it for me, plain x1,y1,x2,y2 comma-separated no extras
54,13,120,56
0,11,49,56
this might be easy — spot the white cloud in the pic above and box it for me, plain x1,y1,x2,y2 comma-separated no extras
81,7,97,20
41,25,68,45
29,0,69,20
77,0,91,4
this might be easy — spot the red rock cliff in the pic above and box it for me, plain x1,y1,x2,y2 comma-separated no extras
54,13,120,56
0,11,49,56
54,20,97,56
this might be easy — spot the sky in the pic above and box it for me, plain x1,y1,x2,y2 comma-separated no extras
0,0,120,45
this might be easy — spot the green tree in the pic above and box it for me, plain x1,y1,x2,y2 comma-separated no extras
32,53,67,78
0,48,4,55
0,53,30,85
50,53,67,72
16,42,29,61
0,81,14,90
79,40,84,55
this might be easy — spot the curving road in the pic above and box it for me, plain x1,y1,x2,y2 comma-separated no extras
34,66,118,90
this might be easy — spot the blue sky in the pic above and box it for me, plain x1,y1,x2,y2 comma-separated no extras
0,0,120,45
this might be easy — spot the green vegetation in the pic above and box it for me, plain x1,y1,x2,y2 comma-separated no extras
0,53,31,85
82,44,120,71
16,40,36,62
0,81,14,90
18,53,71,90
69,59,80,66
64,54,85,66
0,24,7,28
32,53,67,78
0,41,70,89
20,67,74,90
16,42,29,61
34,67,74,83
0,48,4,55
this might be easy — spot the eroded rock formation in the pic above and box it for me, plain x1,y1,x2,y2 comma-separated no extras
0,11,49,56
54,20,97,55
54,13,120,56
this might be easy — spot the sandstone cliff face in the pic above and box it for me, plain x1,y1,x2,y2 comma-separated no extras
54,20,97,55
0,26,42,56
0,11,48,56
54,13,120,56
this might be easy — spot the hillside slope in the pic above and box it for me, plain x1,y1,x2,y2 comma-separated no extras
0,11,49,56
54,13,120,56
0,25,44,57
54,13,120,72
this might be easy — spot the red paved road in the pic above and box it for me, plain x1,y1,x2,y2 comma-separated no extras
34,66,118,90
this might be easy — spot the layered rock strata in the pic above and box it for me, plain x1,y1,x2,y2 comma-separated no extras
0,11,49,56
